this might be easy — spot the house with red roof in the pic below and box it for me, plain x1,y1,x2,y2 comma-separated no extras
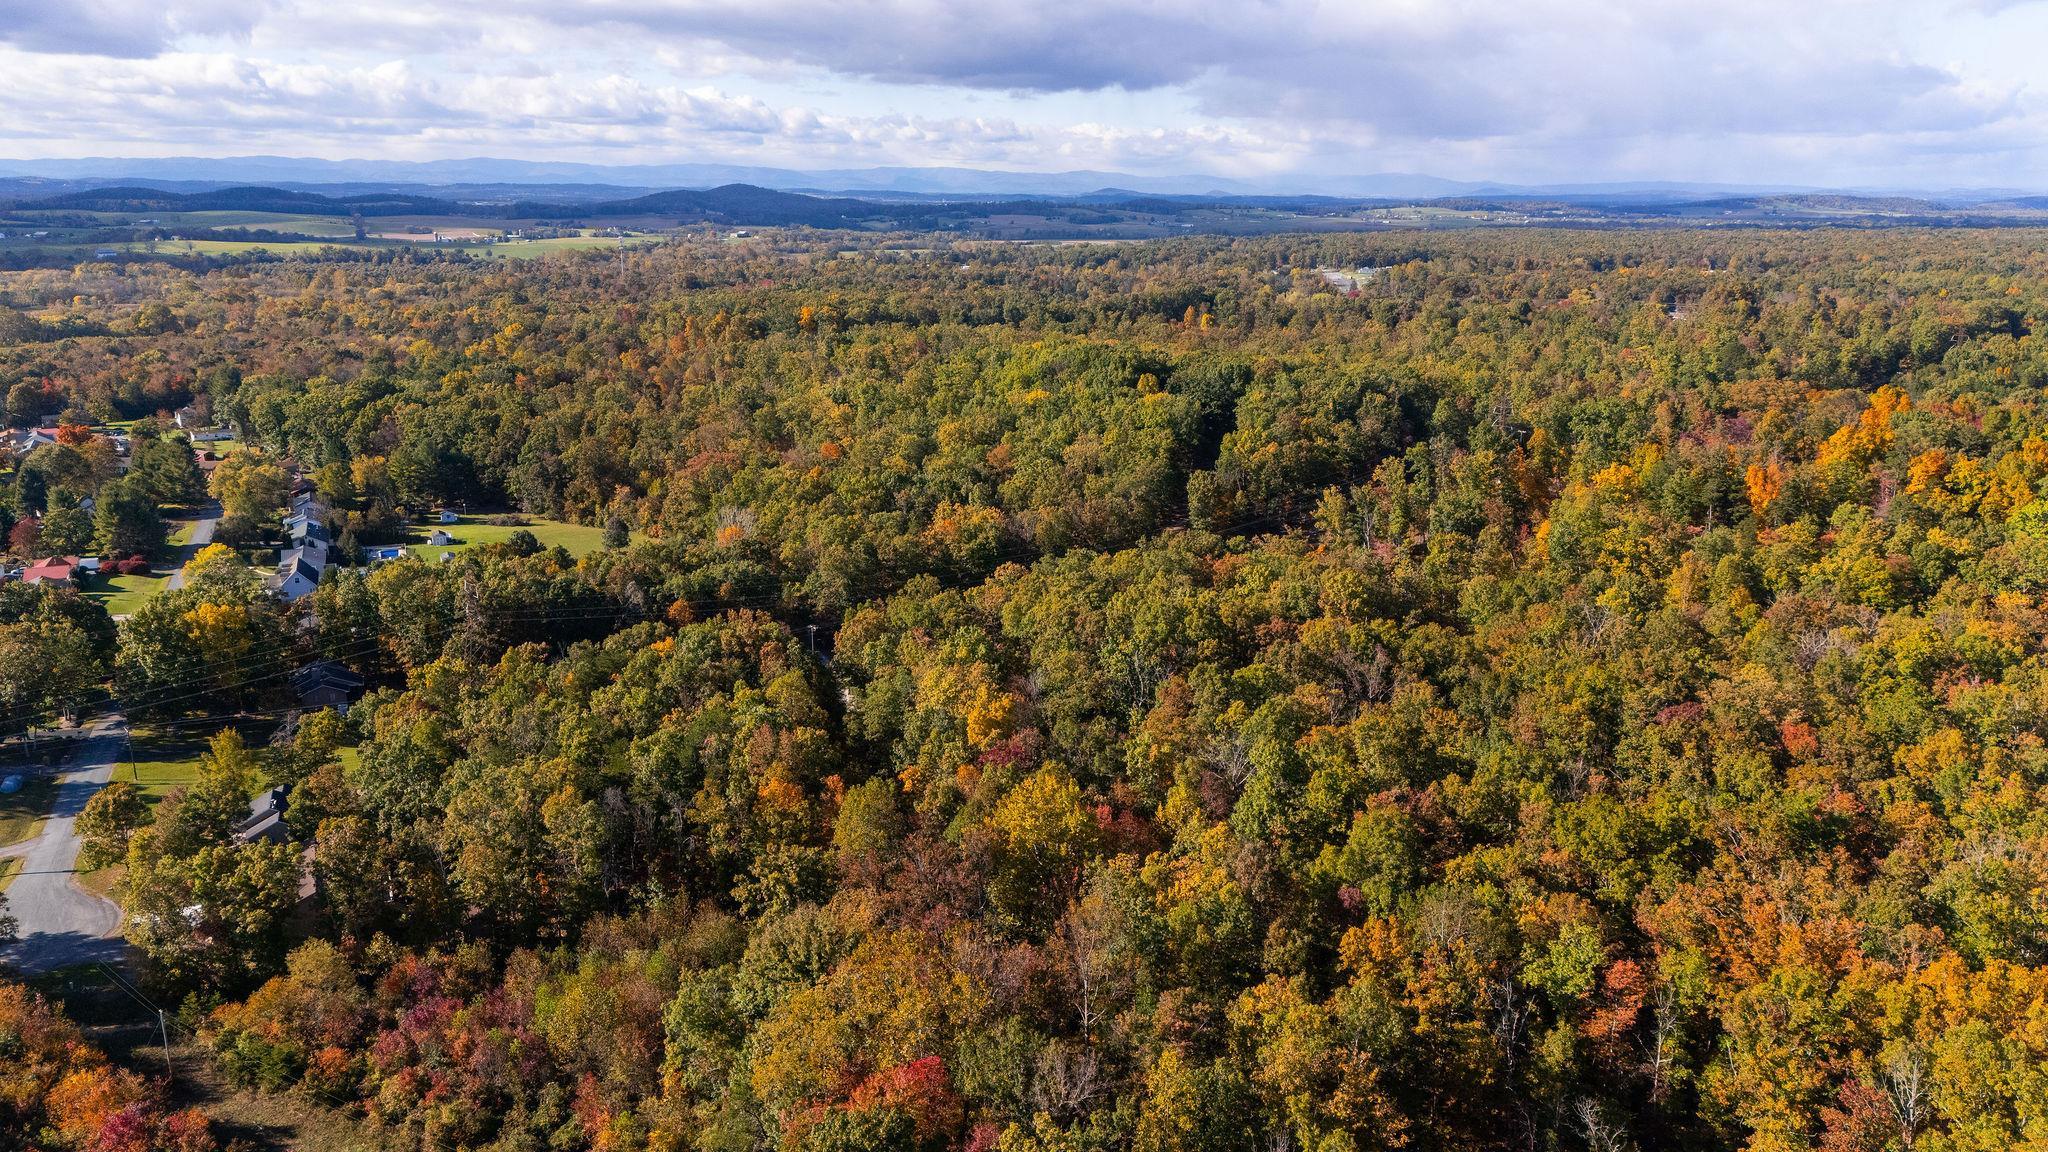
21,556,79,587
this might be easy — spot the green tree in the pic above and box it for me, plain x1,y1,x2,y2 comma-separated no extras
985,766,1099,931
92,477,167,559
129,432,207,508
76,781,150,870
36,502,93,555
208,451,290,537
0,614,103,728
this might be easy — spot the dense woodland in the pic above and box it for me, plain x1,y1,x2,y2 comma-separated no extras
8,229,2048,1151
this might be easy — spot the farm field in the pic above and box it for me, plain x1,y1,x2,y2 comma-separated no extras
472,235,665,259
1,218,663,264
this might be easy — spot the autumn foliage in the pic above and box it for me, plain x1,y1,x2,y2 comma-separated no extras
13,230,2048,1150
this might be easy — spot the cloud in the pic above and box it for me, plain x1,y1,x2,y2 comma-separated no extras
0,0,267,57
0,0,2043,186
557,0,2021,144
0,47,1283,174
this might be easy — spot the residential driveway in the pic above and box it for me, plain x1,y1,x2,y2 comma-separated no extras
162,503,220,591
0,717,130,974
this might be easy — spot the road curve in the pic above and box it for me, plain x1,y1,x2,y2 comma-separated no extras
0,718,130,974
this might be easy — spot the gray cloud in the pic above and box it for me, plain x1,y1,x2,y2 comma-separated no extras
558,0,2020,146
0,0,266,57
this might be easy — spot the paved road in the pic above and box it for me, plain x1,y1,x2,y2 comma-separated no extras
0,717,129,973
161,504,220,591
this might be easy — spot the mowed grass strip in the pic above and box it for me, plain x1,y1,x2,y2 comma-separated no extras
402,514,612,561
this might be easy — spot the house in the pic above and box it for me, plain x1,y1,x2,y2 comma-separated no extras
279,536,330,572
428,529,454,546
93,248,119,260
173,405,203,429
4,427,57,458
290,660,363,710
268,552,322,602
235,785,293,844
22,556,78,587
439,551,455,563
437,509,460,524
189,428,233,443
285,513,330,546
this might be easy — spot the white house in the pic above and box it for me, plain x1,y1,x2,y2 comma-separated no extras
437,509,460,524
428,529,454,546
268,553,322,602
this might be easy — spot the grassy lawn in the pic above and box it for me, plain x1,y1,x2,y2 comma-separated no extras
117,719,281,809
402,514,613,560
0,772,56,849
74,862,121,901
119,734,208,807
82,572,167,617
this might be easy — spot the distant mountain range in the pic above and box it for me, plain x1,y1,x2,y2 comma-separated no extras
10,173,2048,243
4,154,2037,204
0,182,1256,231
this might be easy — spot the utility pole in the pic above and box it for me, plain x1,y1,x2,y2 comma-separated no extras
805,624,818,656
158,1009,174,1081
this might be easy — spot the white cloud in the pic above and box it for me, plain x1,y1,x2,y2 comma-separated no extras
0,0,2044,186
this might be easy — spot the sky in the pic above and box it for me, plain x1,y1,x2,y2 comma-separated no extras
2,0,2047,189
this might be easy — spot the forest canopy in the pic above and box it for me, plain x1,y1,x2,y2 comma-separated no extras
8,227,2048,1152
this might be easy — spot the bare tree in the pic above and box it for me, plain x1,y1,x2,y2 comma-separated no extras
1573,1098,1632,1152
1880,1046,1928,1151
